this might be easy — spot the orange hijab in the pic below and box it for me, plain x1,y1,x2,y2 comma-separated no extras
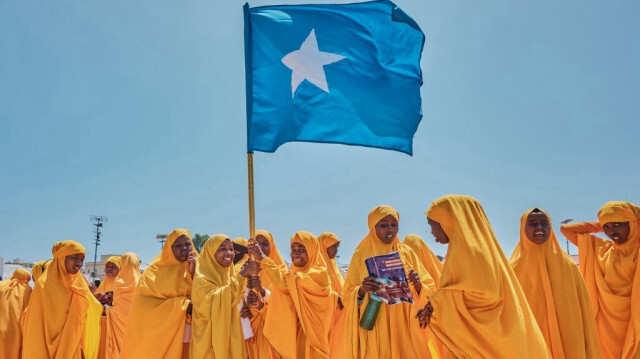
0,269,32,359
510,209,601,359
120,229,195,359
95,256,121,294
342,205,439,359
105,252,141,359
403,234,443,288
22,240,102,359
317,232,345,294
577,201,640,358
426,195,550,358
263,231,336,359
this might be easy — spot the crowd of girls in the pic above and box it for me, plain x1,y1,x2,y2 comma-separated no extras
1,195,638,359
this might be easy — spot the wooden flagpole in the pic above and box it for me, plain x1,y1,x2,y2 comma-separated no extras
247,153,256,238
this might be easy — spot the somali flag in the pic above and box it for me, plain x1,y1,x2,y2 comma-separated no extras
244,0,425,155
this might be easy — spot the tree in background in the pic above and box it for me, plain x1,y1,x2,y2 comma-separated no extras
192,233,209,253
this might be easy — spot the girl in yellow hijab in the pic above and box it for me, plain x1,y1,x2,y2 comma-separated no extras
190,234,260,358
317,232,347,358
104,252,141,359
20,260,50,336
120,229,197,359
0,268,32,359
510,208,601,358
342,205,441,359
403,234,443,288
95,256,121,294
243,229,286,359
560,201,640,359
425,195,551,358
22,240,103,359
250,231,337,358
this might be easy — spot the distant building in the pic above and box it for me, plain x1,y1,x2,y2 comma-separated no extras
83,254,120,282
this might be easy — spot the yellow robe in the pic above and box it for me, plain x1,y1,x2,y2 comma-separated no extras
560,201,640,359
20,260,49,337
342,205,440,359
22,240,102,359
426,195,551,358
104,253,140,359
263,231,337,359
317,232,347,358
0,269,32,359
510,209,601,359
403,234,447,357
245,229,284,359
120,229,195,359
191,234,247,358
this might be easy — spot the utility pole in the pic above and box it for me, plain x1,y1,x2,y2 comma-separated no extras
90,216,108,282
156,234,168,251
560,218,573,255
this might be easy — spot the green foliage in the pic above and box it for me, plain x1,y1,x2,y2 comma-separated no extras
192,233,209,253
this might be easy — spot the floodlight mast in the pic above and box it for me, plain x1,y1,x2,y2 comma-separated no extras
90,216,108,282
560,219,573,255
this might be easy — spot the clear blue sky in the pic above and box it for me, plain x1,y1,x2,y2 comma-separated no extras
1,0,638,268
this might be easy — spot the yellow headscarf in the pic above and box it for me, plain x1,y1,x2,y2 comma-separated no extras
22,240,102,359
245,229,284,359
342,205,440,359
403,234,443,288
30,260,49,284
426,195,550,358
232,237,249,273
105,253,141,359
509,208,602,359
576,201,640,358
263,231,335,359
317,232,345,294
0,269,32,359
120,229,195,359
191,234,247,359
95,256,121,294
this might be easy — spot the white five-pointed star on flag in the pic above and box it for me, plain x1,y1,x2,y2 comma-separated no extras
281,29,347,97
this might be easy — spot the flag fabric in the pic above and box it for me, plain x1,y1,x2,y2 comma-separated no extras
244,0,425,155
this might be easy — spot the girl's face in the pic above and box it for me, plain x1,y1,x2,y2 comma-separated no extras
215,239,235,267
256,234,272,256
65,253,85,274
105,261,120,278
427,217,449,244
524,212,550,244
290,242,309,268
375,215,399,244
171,235,193,262
326,242,340,259
603,222,631,244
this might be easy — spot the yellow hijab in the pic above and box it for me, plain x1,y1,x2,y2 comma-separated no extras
31,260,49,284
191,234,247,359
105,253,141,359
255,229,287,291
510,208,601,359
95,256,121,294
342,205,439,359
264,231,335,359
317,232,345,294
403,234,443,288
0,269,32,359
426,195,550,358
120,229,195,359
22,240,102,359
577,201,640,358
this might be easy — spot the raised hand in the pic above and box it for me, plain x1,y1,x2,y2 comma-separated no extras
247,275,266,296
239,303,252,319
187,251,197,277
240,260,261,277
247,290,264,309
247,240,265,261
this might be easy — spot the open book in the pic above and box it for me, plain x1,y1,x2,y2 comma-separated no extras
364,251,413,305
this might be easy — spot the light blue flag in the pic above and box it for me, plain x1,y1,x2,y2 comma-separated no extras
244,0,424,155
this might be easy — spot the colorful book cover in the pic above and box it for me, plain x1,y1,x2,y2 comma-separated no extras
364,251,413,305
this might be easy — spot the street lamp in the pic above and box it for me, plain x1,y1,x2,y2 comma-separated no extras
560,219,573,255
